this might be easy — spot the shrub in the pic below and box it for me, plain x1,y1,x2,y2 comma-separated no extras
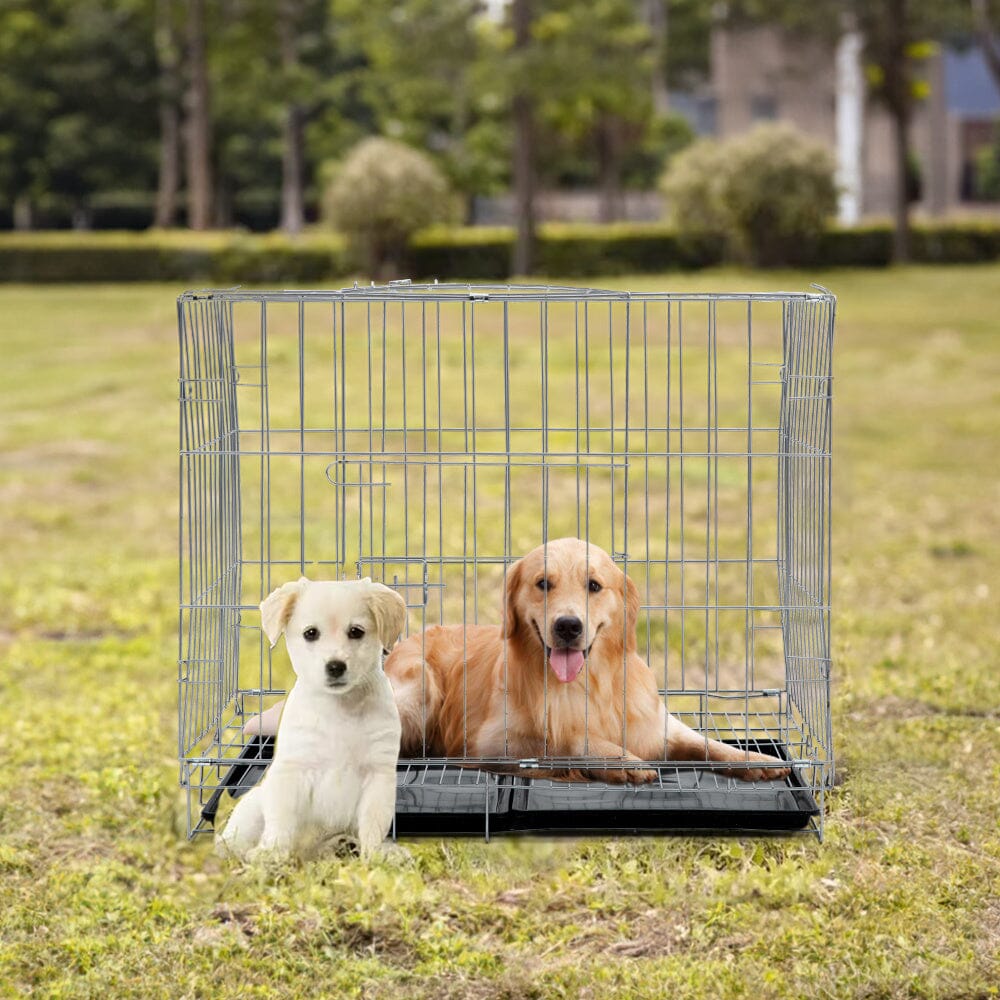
321,137,459,278
973,136,1000,201
0,231,347,283
658,138,730,261
661,123,838,267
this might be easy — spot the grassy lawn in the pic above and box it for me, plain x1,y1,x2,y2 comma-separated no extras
1,266,999,998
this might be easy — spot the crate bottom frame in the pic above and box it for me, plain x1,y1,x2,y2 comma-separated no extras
184,733,825,842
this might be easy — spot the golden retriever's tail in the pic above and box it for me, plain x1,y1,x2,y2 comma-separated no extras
384,634,444,757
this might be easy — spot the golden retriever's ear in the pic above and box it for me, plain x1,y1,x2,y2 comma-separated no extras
502,559,524,638
367,582,407,651
622,570,641,652
260,576,309,647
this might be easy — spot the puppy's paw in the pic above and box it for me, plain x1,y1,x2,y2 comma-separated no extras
309,832,358,860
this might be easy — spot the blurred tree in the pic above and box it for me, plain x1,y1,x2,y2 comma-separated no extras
510,0,535,272
661,0,714,88
278,0,306,234
532,0,655,222
184,0,213,229
728,0,971,261
971,0,1000,90
0,2,60,227
853,0,967,260
640,0,670,112
0,0,161,228
154,0,182,226
206,0,354,230
330,0,503,214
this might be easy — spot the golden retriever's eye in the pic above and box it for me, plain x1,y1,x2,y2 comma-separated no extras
302,626,320,642
536,578,552,592
347,625,365,640
588,579,602,593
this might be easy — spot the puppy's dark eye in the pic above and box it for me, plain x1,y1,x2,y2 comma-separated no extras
347,625,365,640
302,626,320,642
588,579,602,593
536,578,552,592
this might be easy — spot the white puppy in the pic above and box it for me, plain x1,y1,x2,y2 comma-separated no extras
217,576,406,861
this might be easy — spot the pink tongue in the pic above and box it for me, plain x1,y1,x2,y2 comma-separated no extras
549,648,585,683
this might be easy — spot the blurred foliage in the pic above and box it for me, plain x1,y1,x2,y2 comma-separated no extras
974,128,1000,200
0,0,988,233
661,123,838,266
0,0,717,229
0,0,159,221
2,217,999,283
321,136,459,276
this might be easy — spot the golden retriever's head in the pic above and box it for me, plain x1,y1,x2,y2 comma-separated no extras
502,538,640,684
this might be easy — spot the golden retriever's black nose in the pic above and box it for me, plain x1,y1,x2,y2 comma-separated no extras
326,659,347,680
553,616,583,644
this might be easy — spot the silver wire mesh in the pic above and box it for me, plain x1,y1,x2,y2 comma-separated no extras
178,281,835,839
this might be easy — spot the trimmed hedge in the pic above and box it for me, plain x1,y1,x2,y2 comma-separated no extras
0,232,346,283
1,220,999,282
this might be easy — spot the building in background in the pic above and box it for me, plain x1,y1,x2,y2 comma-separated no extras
709,23,1000,221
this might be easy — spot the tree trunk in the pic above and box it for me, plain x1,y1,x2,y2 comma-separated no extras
885,0,911,262
890,105,912,261
596,115,624,223
972,0,1000,93
184,0,213,230
12,196,33,231
279,0,305,236
280,106,305,235
643,0,670,114
511,0,535,275
156,101,181,227
155,0,181,228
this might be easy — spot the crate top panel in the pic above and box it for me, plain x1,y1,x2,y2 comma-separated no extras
178,280,836,306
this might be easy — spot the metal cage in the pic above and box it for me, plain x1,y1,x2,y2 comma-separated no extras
178,281,835,840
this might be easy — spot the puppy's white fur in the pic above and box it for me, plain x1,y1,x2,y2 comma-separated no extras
217,577,406,861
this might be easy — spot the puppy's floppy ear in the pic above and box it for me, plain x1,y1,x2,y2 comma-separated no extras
502,558,525,639
366,581,407,651
260,576,309,648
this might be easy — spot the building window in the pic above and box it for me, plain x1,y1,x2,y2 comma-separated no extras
750,95,778,121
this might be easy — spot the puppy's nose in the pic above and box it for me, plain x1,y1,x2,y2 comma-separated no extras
553,616,583,644
325,659,347,681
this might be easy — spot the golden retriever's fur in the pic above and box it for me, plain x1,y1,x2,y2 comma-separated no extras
386,538,789,783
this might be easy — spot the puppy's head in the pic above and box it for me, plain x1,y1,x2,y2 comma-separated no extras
260,577,407,695
503,538,639,684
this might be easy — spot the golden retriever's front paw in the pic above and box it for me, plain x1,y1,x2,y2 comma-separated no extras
628,767,659,785
731,752,790,782
600,766,658,785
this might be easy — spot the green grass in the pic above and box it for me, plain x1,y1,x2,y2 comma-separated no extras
2,267,999,999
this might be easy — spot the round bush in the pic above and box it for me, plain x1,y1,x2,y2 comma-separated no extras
658,138,730,260
322,137,458,278
660,123,837,267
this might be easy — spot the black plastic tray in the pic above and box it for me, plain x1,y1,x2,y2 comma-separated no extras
205,738,819,836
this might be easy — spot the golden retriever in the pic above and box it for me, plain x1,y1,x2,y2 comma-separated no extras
386,537,789,783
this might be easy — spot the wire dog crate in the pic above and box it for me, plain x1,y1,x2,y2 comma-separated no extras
179,281,835,840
